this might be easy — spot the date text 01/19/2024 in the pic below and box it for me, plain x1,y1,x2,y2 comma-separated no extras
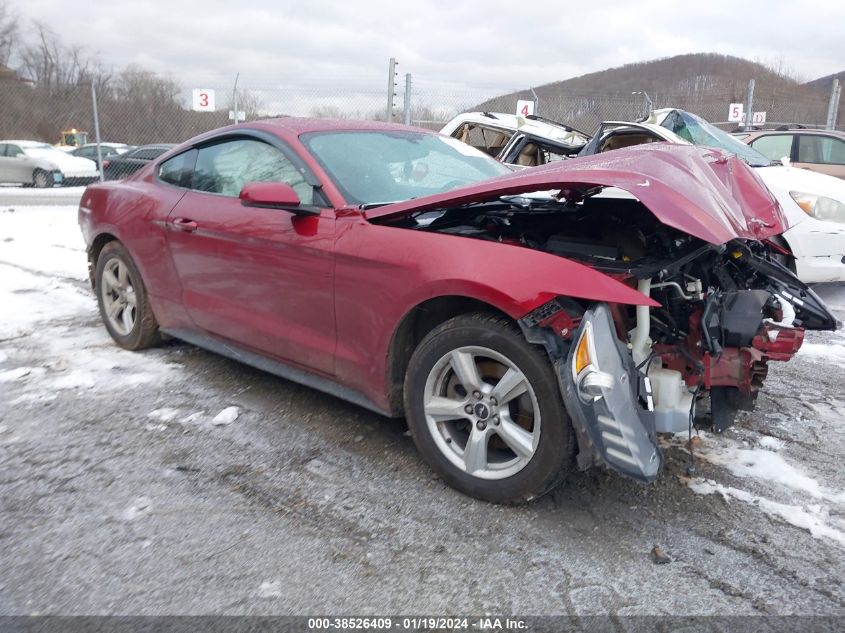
306,617,528,630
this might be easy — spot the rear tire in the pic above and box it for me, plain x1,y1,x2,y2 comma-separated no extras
95,241,161,350
404,312,575,504
32,169,53,188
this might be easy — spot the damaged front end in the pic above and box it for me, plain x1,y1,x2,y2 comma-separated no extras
370,144,840,482
519,238,838,482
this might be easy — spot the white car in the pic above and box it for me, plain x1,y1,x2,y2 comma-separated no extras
440,112,590,165
0,140,99,188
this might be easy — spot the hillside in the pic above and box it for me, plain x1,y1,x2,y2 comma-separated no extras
474,53,839,131
805,70,845,91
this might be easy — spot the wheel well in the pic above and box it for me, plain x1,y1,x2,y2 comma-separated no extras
87,233,118,288
386,296,511,416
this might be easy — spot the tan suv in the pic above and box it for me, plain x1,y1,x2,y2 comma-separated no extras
740,129,845,179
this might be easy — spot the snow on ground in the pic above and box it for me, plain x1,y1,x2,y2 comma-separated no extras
0,186,85,207
688,479,845,547
0,205,87,281
0,185,87,196
0,204,182,415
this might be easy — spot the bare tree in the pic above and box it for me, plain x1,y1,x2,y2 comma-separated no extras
0,0,18,67
17,22,91,92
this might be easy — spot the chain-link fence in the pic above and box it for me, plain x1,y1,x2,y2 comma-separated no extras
1,71,841,161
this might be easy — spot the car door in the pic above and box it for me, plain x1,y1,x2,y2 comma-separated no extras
164,135,337,375
794,135,845,179
0,144,31,183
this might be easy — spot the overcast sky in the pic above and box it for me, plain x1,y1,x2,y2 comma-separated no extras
11,0,845,94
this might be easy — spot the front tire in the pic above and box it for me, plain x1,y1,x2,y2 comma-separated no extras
404,313,575,503
95,241,161,350
33,169,53,188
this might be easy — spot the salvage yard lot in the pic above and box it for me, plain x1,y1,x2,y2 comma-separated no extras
1,202,845,615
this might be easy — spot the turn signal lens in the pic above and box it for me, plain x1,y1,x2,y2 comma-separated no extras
574,331,592,375
789,191,816,216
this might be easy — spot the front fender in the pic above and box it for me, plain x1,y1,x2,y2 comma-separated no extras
356,222,659,318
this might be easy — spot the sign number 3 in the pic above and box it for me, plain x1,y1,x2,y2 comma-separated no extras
192,88,216,112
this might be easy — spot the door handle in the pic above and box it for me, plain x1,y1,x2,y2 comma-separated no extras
171,218,198,233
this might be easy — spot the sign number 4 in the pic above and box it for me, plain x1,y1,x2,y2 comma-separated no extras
516,99,535,117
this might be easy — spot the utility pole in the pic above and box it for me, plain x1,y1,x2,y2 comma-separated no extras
403,73,412,125
826,78,841,130
530,87,540,115
744,79,755,131
232,72,240,124
90,82,104,182
386,57,398,122
632,91,653,118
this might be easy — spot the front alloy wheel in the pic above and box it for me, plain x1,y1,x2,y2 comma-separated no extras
423,346,541,480
405,313,575,503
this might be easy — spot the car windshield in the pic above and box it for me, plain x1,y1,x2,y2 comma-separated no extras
301,130,511,206
660,110,774,167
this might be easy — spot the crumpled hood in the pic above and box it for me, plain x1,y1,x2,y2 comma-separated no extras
365,143,788,245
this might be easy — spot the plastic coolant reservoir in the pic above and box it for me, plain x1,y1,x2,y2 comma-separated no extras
648,365,693,433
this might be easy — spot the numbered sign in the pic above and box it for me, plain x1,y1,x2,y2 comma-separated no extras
727,103,744,122
192,88,216,112
752,111,767,125
516,99,535,117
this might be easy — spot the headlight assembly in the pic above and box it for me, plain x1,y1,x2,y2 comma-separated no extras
789,191,845,223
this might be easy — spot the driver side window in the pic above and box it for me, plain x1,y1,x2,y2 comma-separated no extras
192,138,315,204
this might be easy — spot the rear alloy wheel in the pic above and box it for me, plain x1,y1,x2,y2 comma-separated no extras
404,313,575,503
33,169,53,188
95,241,161,350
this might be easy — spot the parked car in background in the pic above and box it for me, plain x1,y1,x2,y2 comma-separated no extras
740,129,845,180
72,143,132,169
0,140,98,187
573,109,845,283
78,118,837,503
103,144,175,180
440,112,590,166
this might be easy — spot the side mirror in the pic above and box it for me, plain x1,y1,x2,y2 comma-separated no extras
239,182,319,215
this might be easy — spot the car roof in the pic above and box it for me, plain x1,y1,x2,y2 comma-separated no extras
130,143,177,150
441,112,589,144
0,140,53,147
245,117,428,136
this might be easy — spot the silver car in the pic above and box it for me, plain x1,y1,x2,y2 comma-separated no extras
0,140,99,188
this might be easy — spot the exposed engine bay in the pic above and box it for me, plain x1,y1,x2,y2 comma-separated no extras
375,191,839,480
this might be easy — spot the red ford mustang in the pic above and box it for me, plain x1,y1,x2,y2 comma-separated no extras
78,119,838,503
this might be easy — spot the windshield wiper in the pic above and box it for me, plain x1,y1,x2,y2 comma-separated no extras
359,200,405,210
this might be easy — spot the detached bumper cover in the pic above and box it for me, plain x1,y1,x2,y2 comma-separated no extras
557,303,662,482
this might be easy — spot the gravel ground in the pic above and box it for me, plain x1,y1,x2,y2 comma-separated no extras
1,204,845,616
